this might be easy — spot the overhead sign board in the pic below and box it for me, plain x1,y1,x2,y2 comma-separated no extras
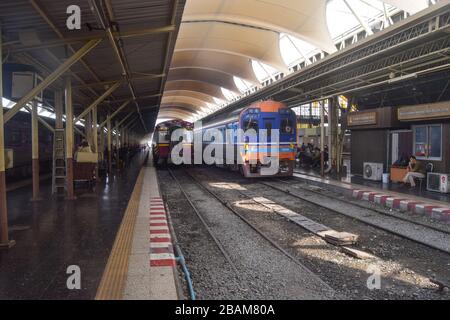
398,102,450,121
347,111,377,126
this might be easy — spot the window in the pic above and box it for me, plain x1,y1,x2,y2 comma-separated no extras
280,117,294,134
243,116,259,132
158,131,169,143
413,125,442,160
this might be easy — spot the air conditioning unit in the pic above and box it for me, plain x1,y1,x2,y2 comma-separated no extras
427,173,450,193
363,162,383,181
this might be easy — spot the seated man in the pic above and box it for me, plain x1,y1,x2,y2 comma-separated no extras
402,156,425,189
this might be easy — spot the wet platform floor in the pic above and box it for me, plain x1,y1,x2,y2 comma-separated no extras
0,151,148,299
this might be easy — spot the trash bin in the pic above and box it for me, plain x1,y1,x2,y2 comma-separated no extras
382,173,390,184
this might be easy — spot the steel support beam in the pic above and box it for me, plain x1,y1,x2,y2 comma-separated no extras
3,39,101,124
74,82,121,124
115,120,120,170
90,2,147,132
99,100,131,128
92,105,99,180
0,25,15,248
114,112,135,129
4,25,175,53
320,100,325,178
55,90,64,130
72,74,164,89
65,77,76,200
23,105,55,133
31,100,41,201
343,0,374,36
107,114,112,174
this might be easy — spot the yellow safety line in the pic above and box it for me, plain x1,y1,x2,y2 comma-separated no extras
95,169,144,300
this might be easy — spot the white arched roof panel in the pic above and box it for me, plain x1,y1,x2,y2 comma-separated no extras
164,90,217,104
182,0,336,53
382,0,429,15
157,109,194,119
161,102,203,113
161,95,210,110
171,50,259,85
164,80,227,100
175,21,288,72
167,68,241,93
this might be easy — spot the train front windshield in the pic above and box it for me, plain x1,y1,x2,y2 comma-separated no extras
243,116,259,132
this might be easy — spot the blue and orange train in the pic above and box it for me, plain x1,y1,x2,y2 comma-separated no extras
199,100,297,177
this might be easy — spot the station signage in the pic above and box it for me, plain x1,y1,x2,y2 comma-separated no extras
398,102,450,121
347,111,377,126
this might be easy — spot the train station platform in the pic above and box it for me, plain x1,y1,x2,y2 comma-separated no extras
96,157,179,300
0,150,151,299
292,169,450,222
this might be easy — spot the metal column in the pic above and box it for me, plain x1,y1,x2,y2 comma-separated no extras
55,90,64,130
92,105,98,180
99,116,105,166
0,25,15,248
85,112,92,147
65,77,76,200
329,97,340,173
115,121,120,170
31,100,41,201
320,101,325,177
107,114,112,174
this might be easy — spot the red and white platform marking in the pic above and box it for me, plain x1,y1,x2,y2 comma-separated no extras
352,190,450,221
149,197,176,267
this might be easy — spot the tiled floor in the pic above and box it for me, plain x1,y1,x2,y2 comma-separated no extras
0,151,147,299
295,167,450,204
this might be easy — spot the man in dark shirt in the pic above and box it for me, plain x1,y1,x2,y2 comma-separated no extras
402,156,425,188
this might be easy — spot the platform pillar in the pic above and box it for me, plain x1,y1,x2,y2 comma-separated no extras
0,26,15,248
107,114,112,174
65,77,76,200
92,105,98,180
99,116,105,167
55,90,64,130
85,112,92,148
115,121,120,170
31,100,41,201
320,100,325,177
329,97,340,173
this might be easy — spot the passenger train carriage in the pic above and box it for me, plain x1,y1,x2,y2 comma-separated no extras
152,120,193,166
199,100,297,177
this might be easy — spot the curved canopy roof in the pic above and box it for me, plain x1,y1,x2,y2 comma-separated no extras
160,0,433,121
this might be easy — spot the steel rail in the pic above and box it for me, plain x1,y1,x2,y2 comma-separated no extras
182,169,331,274
166,168,240,275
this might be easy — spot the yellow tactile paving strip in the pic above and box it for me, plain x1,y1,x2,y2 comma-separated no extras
95,169,144,300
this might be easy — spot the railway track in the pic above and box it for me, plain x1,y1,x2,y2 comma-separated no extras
189,166,450,254
182,169,315,271
288,174,450,235
163,167,337,300
260,179,450,255
185,167,450,299
167,168,240,275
